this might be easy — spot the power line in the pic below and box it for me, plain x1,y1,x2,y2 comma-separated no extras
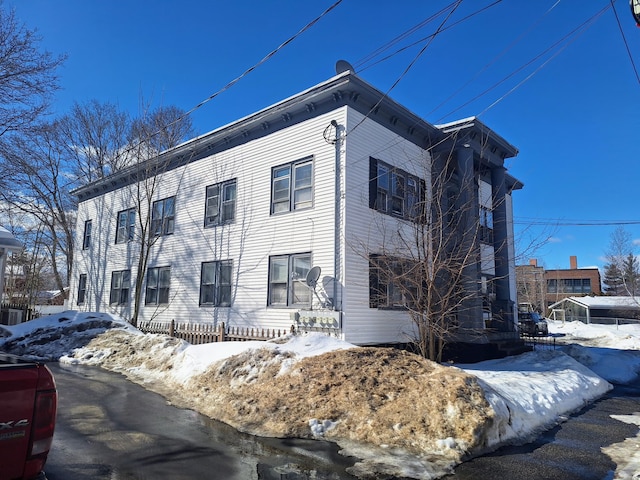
442,4,611,121
514,218,640,226
130,0,343,152
610,0,640,85
346,0,464,138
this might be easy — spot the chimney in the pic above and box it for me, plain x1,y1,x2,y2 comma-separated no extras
570,256,578,269
529,259,538,267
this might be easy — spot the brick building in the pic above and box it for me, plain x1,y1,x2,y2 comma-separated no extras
516,256,602,312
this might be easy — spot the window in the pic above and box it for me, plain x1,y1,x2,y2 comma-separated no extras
77,274,87,305
151,197,175,237
116,208,136,243
268,253,311,306
369,157,424,222
145,266,171,305
369,254,417,309
479,206,493,244
205,180,236,227
110,270,131,305
200,260,233,306
82,220,92,249
271,158,313,214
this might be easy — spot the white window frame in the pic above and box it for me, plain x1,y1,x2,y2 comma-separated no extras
199,260,233,306
110,269,131,305
145,266,171,305
151,197,175,237
268,253,311,307
116,208,136,244
82,220,92,250
204,179,236,227
271,158,313,214
77,274,87,305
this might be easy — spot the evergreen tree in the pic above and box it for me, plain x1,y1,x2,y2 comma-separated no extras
622,253,640,296
603,262,624,295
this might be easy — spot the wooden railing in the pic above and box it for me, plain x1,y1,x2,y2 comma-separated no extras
138,320,292,345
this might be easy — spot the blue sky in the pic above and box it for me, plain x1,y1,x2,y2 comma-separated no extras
7,0,640,271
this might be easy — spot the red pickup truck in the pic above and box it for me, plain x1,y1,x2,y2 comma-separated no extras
0,354,57,480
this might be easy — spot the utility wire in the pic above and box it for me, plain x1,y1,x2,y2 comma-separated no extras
353,1,460,71
346,0,464,138
610,0,640,85
355,1,503,74
514,218,640,226
440,4,610,121
427,0,563,118
131,0,343,152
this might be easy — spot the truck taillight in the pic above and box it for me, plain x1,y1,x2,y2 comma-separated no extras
29,389,57,456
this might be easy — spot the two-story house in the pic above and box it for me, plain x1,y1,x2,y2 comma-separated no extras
70,68,522,353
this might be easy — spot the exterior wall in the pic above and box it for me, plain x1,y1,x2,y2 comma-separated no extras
340,109,429,345
71,108,349,333
544,267,602,308
67,73,521,348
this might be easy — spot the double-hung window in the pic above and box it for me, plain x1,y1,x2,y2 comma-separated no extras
479,206,493,244
369,254,416,309
77,274,87,305
151,197,175,237
110,270,131,305
82,220,92,249
199,260,233,306
205,180,236,227
268,253,311,307
145,266,171,305
116,208,136,243
271,158,313,214
369,157,424,222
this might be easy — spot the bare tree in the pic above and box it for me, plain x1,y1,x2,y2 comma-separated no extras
121,106,194,326
604,226,638,296
0,122,76,295
363,129,520,362
0,5,64,140
57,100,131,184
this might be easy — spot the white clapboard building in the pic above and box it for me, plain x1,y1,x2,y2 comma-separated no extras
70,68,522,352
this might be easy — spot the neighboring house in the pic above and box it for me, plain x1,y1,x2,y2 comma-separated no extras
69,69,522,351
548,296,640,324
517,256,602,311
516,259,546,313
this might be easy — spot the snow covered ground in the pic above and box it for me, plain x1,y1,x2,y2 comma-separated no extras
1,312,639,479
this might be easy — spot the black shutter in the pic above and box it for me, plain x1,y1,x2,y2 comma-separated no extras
369,157,378,210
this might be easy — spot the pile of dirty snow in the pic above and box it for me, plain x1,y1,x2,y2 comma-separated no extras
0,312,626,480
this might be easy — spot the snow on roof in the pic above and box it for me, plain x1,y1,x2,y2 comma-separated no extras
0,226,22,250
551,296,640,310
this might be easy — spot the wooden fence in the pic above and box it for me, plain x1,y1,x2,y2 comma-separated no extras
0,303,34,325
138,320,292,345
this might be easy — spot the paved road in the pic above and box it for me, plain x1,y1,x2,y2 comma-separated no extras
44,363,640,480
446,384,640,480
44,363,357,480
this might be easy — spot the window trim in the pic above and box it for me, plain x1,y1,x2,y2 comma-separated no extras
82,220,92,250
77,274,87,305
151,197,175,237
369,157,424,222
270,157,314,215
145,266,171,305
204,179,237,228
116,208,136,244
267,252,312,307
109,269,131,305
369,254,416,309
199,260,233,306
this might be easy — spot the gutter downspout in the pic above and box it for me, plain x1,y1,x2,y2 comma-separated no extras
332,120,343,315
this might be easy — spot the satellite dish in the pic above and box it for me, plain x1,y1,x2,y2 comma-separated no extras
305,266,321,290
335,60,355,75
